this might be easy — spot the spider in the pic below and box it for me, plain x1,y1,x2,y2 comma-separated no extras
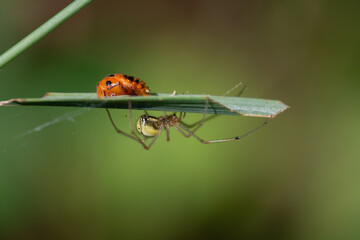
105,83,269,150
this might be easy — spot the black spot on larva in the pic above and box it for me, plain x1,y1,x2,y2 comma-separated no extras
235,136,239,140
123,74,128,78
97,82,99,86
120,84,128,93
135,79,140,83
107,74,115,77
127,76,134,81
106,81,112,86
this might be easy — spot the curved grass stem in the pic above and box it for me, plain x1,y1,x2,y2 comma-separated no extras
0,0,93,68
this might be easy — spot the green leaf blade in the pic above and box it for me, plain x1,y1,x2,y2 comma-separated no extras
0,92,289,118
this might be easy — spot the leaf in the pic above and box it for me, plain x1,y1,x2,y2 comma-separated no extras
0,92,289,118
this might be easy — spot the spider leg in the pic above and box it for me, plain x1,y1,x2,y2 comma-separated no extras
105,108,138,141
127,101,158,150
177,118,270,144
142,136,150,142
173,125,191,137
161,111,171,141
165,126,170,141
180,114,217,128
180,82,247,130
178,112,186,121
179,97,209,137
144,110,150,116
144,126,163,150
106,102,160,150
222,82,247,97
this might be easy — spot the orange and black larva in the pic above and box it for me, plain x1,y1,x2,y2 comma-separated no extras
97,74,150,98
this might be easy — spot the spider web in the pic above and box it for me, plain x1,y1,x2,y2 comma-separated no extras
0,108,91,153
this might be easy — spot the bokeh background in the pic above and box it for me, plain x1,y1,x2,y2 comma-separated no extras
1,0,360,239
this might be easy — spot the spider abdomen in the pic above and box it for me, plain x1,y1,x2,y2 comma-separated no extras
136,115,161,137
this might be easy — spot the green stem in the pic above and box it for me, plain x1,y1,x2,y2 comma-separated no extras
0,0,93,68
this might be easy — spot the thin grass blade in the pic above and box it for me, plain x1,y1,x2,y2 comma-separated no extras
0,92,289,118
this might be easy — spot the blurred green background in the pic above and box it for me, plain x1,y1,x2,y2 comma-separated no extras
1,0,360,239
